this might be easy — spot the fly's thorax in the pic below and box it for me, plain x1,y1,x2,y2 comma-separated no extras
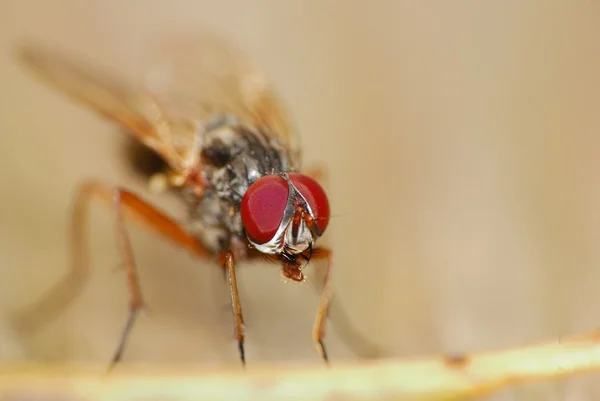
185,121,294,253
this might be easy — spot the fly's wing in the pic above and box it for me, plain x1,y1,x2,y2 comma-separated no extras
16,43,200,174
140,34,302,169
16,35,301,175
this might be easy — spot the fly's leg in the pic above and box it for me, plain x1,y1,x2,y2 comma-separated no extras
16,179,210,369
103,181,209,369
303,166,387,360
310,248,333,363
304,165,331,361
219,250,246,365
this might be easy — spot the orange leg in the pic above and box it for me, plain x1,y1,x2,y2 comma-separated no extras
107,182,213,368
308,248,387,360
219,251,246,365
91,181,212,369
309,250,388,362
304,167,387,360
310,248,334,363
14,179,211,368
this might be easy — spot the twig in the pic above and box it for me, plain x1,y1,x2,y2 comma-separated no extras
1,330,600,401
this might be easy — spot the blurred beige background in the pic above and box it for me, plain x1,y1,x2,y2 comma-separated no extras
2,0,600,399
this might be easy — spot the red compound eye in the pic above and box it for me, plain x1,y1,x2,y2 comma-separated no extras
241,175,289,244
289,173,330,234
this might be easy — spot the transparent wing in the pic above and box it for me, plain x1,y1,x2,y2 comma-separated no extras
16,34,301,174
140,33,301,167
16,43,198,173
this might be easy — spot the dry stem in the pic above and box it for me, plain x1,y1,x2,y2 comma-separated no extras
1,330,600,401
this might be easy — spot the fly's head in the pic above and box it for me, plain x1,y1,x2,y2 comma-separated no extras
240,173,330,282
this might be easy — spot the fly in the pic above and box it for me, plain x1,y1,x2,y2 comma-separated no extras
15,33,334,367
